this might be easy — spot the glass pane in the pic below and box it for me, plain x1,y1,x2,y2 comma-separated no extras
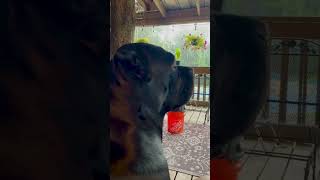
134,23,210,67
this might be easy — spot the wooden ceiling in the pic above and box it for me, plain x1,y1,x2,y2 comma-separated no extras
135,0,210,26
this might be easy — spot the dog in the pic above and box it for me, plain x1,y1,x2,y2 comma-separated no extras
212,14,269,159
110,43,194,179
1,1,107,180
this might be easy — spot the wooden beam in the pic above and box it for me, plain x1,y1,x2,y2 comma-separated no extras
195,0,201,16
137,0,146,10
136,7,209,26
153,0,166,17
257,16,320,22
143,0,158,11
257,17,320,38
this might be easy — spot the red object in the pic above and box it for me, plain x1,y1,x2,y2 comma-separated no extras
167,111,184,134
211,159,240,180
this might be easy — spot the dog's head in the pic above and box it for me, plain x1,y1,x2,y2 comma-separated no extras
111,43,193,119
110,43,193,176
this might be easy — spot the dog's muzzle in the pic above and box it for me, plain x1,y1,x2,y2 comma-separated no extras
161,66,194,115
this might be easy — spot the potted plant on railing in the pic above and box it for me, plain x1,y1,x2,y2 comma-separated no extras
135,37,150,43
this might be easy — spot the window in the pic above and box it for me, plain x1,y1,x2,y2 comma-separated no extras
134,22,210,67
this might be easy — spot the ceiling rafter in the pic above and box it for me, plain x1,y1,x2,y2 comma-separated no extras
137,0,146,10
195,0,200,16
136,7,210,26
153,0,167,17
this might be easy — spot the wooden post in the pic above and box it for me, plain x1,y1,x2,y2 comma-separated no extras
262,38,272,119
197,74,201,101
316,46,320,127
279,40,289,124
298,40,308,125
203,74,207,102
110,0,135,57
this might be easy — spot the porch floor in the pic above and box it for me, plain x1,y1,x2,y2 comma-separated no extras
167,105,210,180
168,106,319,180
239,139,318,180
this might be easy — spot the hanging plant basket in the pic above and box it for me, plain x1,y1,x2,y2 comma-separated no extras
184,33,207,50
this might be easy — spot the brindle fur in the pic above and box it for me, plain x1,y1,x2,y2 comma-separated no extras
110,43,193,179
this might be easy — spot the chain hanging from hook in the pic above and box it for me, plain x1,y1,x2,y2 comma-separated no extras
153,25,155,32
194,23,197,31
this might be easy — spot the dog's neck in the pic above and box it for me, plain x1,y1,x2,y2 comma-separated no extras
110,62,168,176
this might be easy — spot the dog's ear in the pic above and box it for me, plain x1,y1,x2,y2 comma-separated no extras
113,48,151,82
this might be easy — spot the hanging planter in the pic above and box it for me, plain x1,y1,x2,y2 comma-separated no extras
135,37,150,43
184,33,207,50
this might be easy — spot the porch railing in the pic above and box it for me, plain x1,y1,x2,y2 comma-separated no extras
188,67,210,107
259,38,320,128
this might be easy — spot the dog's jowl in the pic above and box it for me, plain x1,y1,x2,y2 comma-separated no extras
110,43,194,179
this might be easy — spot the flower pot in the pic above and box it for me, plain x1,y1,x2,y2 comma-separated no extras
167,111,184,134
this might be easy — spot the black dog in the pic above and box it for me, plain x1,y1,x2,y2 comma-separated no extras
110,43,194,179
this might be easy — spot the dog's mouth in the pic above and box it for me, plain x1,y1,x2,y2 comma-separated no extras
160,104,181,117
160,66,194,116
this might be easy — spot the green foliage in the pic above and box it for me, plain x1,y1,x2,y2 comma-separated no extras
175,48,181,61
135,37,150,43
184,34,206,50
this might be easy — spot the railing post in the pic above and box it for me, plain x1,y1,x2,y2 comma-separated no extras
262,38,272,119
316,46,320,127
203,74,207,102
298,40,309,125
188,67,210,107
197,74,201,101
279,40,290,124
